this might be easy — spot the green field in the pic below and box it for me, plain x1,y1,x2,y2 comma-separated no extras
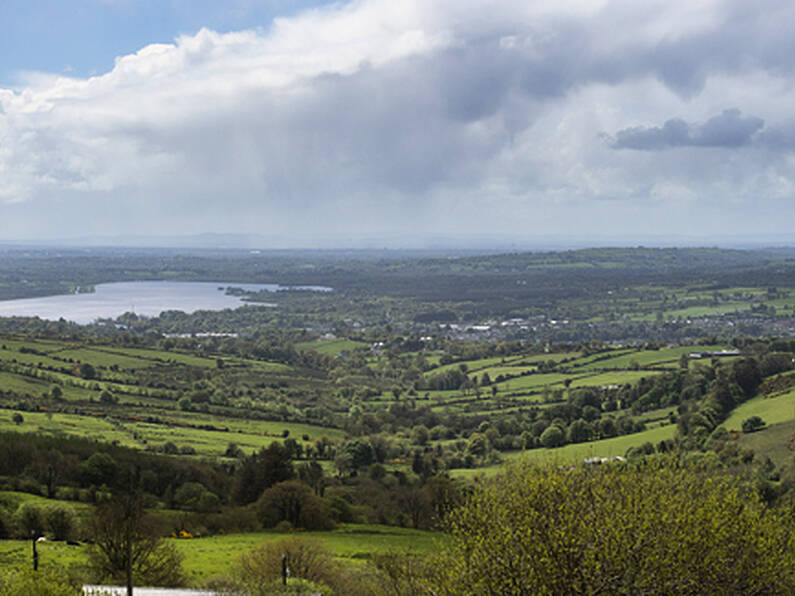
295,338,367,356
175,524,442,583
0,524,442,587
452,423,678,478
736,419,795,469
724,390,795,431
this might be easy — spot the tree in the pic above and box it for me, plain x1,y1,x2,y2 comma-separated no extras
232,442,295,505
566,419,592,444
257,481,334,530
44,504,75,541
79,452,118,487
342,439,374,470
731,357,762,400
14,503,44,538
741,416,765,433
540,425,565,448
297,462,326,496
11,413,23,426
99,390,118,405
466,433,489,457
79,363,97,380
86,472,184,593
759,352,793,377
410,425,430,446
429,458,795,595
399,486,432,529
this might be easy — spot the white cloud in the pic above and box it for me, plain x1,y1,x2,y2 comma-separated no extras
1,0,795,243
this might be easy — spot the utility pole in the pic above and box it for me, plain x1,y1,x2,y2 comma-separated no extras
31,530,38,571
282,553,287,586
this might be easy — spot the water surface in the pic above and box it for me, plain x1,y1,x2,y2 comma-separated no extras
0,281,325,324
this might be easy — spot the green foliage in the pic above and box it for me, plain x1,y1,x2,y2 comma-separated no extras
14,501,45,537
212,536,379,596
174,482,218,511
98,390,117,405
539,425,565,448
78,452,118,487
431,458,795,595
256,481,334,530
342,438,374,470
0,569,80,596
741,415,765,433
44,503,76,541
232,442,295,505
86,499,185,587
79,363,97,380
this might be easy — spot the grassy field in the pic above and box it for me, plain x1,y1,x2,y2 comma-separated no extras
175,524,442,584
295,338,367,356
723,390,795,431
0,405,344,458
0,524,443,587
0,409,136,446
0,332,346,460
568,370,660,388
736,419,795,469
451,423,678,478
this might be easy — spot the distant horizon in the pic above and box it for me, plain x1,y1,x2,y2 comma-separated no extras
1,232,795,253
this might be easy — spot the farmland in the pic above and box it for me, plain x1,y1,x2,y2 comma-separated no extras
0,246,793,591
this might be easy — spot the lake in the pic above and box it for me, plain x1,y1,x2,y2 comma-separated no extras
0,281,328,324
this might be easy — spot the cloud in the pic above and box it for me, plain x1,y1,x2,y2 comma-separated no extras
610,109,765,150
2,0,795,243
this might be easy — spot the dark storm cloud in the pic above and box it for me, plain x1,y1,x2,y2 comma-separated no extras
610,110,765,150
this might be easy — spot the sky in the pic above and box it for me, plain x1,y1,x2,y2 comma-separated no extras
1,0,795,248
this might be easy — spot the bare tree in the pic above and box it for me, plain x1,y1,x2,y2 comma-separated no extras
86,469,184,593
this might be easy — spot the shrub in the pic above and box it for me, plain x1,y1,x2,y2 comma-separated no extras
45,504,76,541
429,458,795,594
539,424,565,448
741,415,765,433
14,502,45,538
257,481,335,530
217,537,366,595
0,569,80,596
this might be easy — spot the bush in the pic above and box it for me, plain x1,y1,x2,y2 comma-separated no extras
429,458,795,594
257,481,335,531
539,425,565,448
741,415,765,433
45,504,76,541
213,536,382,595
0,569,80,596
14,502,45,538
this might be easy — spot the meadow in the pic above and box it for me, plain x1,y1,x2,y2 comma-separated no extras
0,523,440,587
